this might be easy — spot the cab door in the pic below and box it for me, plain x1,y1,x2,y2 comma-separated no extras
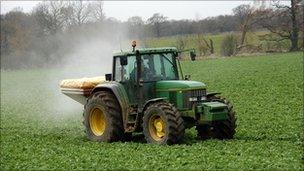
140,54,157,102
113,55,139,105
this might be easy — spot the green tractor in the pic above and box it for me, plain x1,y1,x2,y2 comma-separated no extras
62,44,236,145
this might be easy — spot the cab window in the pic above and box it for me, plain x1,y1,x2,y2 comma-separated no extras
114,56,136,82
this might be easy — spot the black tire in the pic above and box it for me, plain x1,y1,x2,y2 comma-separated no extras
196,124,213,140
143,101,185,145
83,91,124,142
123,132,133,142
196,96,236,140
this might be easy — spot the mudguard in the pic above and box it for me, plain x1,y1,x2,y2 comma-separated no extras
91,82,130,128
142,98,167,113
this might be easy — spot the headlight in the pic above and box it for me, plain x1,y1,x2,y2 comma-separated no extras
189,97,198,102
189,97,206,102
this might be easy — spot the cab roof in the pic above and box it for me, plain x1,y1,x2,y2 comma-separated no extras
113,47,178,57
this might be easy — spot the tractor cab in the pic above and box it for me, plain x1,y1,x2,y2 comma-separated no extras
109,46,205,109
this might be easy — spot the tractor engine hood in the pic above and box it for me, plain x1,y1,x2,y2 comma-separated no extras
156,80,206,92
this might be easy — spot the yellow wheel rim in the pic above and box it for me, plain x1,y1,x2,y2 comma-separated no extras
89,108,106,136
149,115,166,141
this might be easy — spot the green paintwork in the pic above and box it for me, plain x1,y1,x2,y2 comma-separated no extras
155,80,206,110
156,91,186,110
175,92,183,109
181,110,195,117
176,101,228,124
156,80,206,92
200,102,228,123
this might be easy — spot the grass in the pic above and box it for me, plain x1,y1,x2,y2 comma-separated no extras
144,31,276,55
145,33,225,54
1,52,303,170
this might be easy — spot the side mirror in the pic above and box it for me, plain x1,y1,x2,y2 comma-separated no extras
173,51,178,57
105,74,112,81
185,75,191,80
120,57,128,66
190,51,196,61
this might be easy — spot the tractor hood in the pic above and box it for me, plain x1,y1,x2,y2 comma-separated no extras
156,80,206,92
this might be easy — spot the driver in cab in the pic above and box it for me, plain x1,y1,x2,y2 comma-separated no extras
130,58,154,82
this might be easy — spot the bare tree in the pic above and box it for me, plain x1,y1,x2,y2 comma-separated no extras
257,0,303,51
127,16,144,39
90,1,104,22
233,4,256,47
33,1,66,35
196,34,214,56
232,3,266,54
175,36,187,52
147,13,168,37
69,0,92,25
0,10,32,54
128,16,144,26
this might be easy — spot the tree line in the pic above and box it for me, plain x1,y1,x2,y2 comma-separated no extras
1,0,303,69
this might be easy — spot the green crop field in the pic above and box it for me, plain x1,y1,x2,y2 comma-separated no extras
1,52,303,170
144,31,279,55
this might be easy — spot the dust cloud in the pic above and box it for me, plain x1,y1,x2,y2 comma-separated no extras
42,28,131,121
1,18,134,122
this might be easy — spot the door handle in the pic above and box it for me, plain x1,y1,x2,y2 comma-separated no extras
139,79,144,87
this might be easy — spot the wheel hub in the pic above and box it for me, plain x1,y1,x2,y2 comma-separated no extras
89,108,106,136
149,115,166,141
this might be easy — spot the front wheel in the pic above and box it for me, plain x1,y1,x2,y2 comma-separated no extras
196,96,237,140
143,102,185,145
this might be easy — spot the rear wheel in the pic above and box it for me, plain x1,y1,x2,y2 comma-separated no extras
83,91,124,142
143,102,185,145
196,96,236,140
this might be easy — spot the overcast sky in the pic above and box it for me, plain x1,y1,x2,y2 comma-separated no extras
0,1,289,21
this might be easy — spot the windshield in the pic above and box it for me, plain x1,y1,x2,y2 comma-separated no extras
141,53,178,81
